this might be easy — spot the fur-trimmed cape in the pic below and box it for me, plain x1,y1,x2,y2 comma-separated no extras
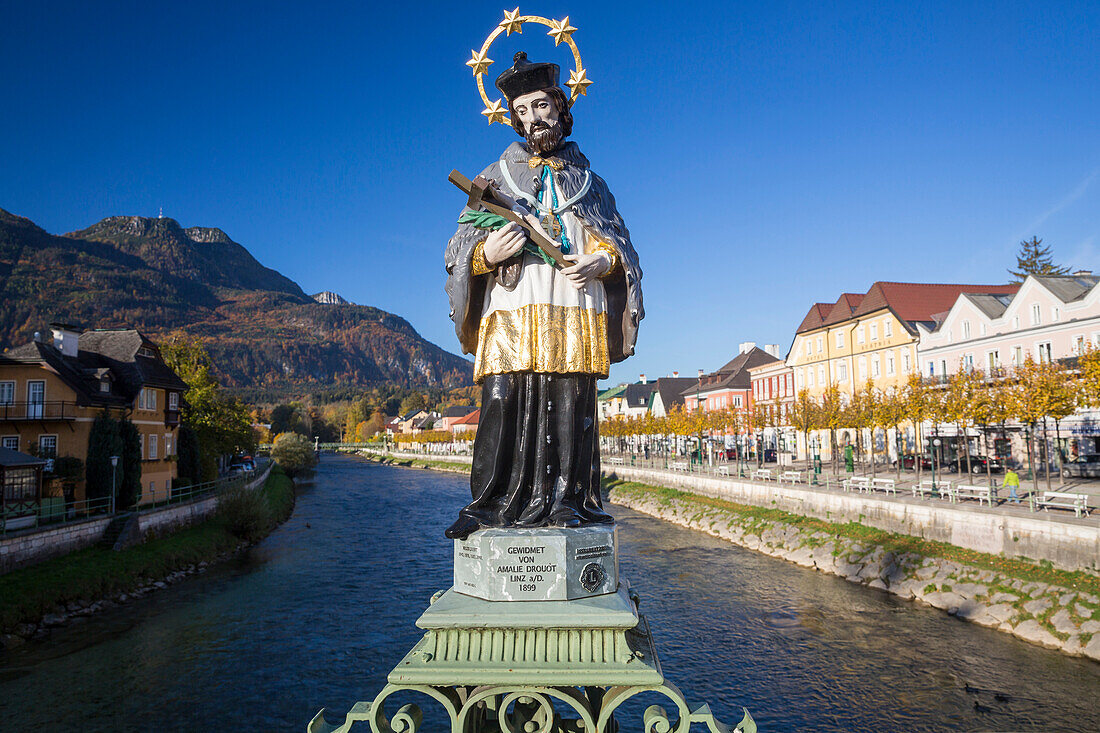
444,140,643,366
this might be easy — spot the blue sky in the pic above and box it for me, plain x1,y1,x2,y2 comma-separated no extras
2,1,1098,387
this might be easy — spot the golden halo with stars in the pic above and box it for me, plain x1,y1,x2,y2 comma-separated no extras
466,8,592,126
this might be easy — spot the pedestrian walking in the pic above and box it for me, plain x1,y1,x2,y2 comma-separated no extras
1003,467,1021,504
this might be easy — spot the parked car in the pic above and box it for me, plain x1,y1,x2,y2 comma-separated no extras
1061,454,1100,478
894,453,957,472
763,448,777,463
966,455,1004,474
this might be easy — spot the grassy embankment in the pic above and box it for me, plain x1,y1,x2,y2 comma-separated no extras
607,478,1100,597
0,465,296,635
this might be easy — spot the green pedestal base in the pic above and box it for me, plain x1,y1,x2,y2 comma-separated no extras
309,580,755,732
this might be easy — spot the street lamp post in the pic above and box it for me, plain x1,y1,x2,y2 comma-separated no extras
932,437,942,496
109,455,119,515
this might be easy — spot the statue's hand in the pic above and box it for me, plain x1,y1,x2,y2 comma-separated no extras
483,222,527,266
560,252,611,290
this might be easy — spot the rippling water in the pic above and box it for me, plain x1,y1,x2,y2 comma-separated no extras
1,455,1098,732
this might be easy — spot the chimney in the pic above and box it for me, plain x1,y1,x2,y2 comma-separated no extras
764,344,780,357
697,368,704,378
739,341,756,354
639,374,647,384
49,322,81,358
673,371,679,378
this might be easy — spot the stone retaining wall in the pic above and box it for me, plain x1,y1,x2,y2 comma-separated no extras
610,484,1100,661
608,465,1100,573
0,463,272,574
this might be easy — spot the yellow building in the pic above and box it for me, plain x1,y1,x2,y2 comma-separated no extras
787,282,1018,399
0,324,188,506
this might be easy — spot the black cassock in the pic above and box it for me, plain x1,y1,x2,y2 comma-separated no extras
447,372,611,538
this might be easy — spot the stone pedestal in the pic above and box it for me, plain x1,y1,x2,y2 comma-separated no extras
454,526,618,601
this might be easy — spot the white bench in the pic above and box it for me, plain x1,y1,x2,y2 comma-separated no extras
1035,491,1091,518
670,461,689,472
948,483,994,506
716,465,730,476
607,456,625,465
870,478,897,495
779,470,802,484
843,477,871,492
751,468,773,481
911,480,945,499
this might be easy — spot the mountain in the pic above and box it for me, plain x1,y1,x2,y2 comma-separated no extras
0,207,472,398
312,291,351,305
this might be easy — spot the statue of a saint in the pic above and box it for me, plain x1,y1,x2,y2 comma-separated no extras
444,52,643,540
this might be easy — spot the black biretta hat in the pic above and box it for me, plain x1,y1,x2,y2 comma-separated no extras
495,52,560,102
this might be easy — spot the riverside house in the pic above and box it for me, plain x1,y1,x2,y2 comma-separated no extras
0,324,188,507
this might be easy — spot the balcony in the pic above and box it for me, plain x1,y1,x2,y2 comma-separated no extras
0,401,77,422
165,408,181,427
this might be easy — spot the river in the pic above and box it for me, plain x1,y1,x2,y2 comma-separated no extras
1,455,1098,732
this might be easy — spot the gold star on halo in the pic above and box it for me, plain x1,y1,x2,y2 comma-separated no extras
466,49,493,76
566,67,593,97
481,98,508,125
546,16,577,46
499,8,523,36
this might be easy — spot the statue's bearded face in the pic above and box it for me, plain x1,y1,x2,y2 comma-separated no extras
512,89,564,155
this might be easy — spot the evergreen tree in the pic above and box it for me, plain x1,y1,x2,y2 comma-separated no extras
1009,236,1070,282
118,418,143,509
176,425,201,486
85,413,123,502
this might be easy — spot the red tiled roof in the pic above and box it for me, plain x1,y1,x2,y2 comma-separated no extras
797,281,1020,334
452,408,480,425
855,281,1020,323
795,303,833,333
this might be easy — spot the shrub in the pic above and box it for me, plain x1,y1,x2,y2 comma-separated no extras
270,432,317,476
217,483,273,543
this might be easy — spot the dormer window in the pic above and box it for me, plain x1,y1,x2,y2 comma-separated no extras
168,392,179,410
137,346,156,358
99,379,110,393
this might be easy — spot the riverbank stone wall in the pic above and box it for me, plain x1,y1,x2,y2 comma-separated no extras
610,483,1100,662
607,466,1100,573
0,463,272,574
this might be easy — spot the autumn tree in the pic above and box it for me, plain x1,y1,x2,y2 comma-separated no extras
162,332,256,481
904,373,931,481
1009,236,1070,283
789,389,818,464
943,365,983,475
818,383,845,474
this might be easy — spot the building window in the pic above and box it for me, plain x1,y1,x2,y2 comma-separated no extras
1013,316,1020,330
870,323,878,341
733,396,742,408
836,332,844,348
816,336,823,352
962,320,971,339
1074,335,1086,355
819,366,826,384
858,357,867,380
3,467,36,503
1,436,18,450
807,369,815,387
963,353,974,370
149,480,156,496
838,362,848,382
149,434,158,460
27,381,44,419
903,353,911,373
857,327,865,345
1037,342,1052,363
99,379,110,393
0,381,14,405
164,434,173,456
168,392,179,410
38,435,58,458
139,388,158,411
886,354,895,375
1052,306,1060,322
979,323,987,336
797,370,805,388
940,360,947,376
1013,345,1023,366
927,361,935,376
884,320,892,338
871,357,881,378
987,351,1000,370
1031,304,1041,326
